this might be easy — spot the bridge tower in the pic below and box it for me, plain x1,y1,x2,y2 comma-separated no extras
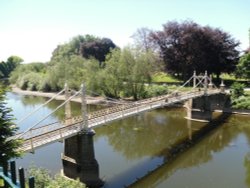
61,83,104,186
62,134,104,187
64,83,72,125
188,71,212,122
80,83,89,132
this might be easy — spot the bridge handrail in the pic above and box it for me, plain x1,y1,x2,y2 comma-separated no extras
14,88,220,144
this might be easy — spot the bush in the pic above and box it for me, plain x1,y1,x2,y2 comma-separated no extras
230,82,245,99
27,165,85,188
145,84,168,97
232,96,250,109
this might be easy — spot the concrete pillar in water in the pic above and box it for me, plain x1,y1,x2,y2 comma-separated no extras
185,96,212,122
62,130,104,187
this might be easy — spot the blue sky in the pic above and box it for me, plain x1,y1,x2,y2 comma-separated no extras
0,0,249,63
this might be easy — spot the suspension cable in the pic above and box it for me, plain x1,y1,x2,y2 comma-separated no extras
17,90,80,138
16,89,65,125
167,75,195,95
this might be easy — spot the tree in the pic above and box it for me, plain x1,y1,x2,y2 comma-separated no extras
50,35,116,65
80,37,116,63
0,86,21,166
0,56,23,78
132,27,154,52
236,53,250,79
98,49,124,98
112,47,160,100
230,82,245,99
150,20,240,79
50,35,97,64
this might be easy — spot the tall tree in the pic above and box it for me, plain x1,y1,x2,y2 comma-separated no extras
150,20,240,79
236,53,250,79
116,47,159,100
0,56,23,78
0,87,21,166
132,27,154,52
80,37,116,63
50,35,116,65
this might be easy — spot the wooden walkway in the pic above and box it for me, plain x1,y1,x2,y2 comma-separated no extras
13,89,221,153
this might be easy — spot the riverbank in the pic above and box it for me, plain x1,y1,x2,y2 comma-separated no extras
11,86,105,105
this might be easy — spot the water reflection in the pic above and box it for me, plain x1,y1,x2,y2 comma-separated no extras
6,92,250,187
62,132,104,188
128,113,250,188
95,108,205,160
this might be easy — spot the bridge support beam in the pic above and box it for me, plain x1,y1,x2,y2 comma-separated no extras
62,131,104,187
80,83,89,132
185,96,212,122
64,83,72,125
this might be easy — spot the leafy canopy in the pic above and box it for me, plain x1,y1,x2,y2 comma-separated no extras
0,86,21,165
150,20,240,79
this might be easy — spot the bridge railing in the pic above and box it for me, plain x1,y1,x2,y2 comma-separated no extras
15,88,221,150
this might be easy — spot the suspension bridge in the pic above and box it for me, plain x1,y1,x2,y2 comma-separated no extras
9,71,225,153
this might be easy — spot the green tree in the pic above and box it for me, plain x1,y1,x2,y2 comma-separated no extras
10,62,47,91
0,86,21,166
105,47,160,100
99,49,124,98
236,53,250,79
50,34,116,65
230,82,245,99
0,56,23,78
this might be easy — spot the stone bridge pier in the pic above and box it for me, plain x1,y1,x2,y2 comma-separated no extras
62,131,104,187
185,93,231,122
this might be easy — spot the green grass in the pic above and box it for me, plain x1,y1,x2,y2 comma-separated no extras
152,72,182,83
245,90,250,96
220,73,248,81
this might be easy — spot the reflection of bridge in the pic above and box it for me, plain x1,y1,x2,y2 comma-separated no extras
10,71,225,153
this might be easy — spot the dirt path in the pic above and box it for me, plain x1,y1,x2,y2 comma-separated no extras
11,86,105,104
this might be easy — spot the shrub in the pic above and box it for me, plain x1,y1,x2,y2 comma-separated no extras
145,84,168,97
230,82,245,99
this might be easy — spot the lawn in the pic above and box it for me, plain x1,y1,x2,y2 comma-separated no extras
152,72,182,83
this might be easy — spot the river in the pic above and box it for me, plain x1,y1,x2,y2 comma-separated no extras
5,92,250,188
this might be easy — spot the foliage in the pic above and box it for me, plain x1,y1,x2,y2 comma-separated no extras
103,47,161,100
0,56,23,78
47,175,85,188
236,53,250,79
232,96,250,109
230,82,245,99
10,63,47,91
0,86,21,165
144,84,168,97
152,72,181,83
132,27,154,52
27,165,85,188
80,37,116,63
150,20,240,79
28,165,51,188
50,34,116,65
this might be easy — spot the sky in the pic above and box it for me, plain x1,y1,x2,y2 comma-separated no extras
0,0,249,63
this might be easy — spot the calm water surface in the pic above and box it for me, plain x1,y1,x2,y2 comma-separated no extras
5,92,250,188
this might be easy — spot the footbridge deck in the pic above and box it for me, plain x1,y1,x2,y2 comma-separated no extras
13,89,221,153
